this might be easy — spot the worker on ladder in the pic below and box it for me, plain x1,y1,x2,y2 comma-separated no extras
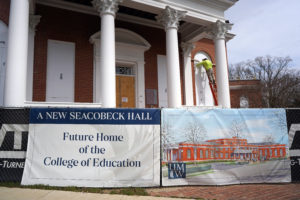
192,58,216,86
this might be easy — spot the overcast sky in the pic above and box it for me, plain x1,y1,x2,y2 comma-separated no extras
164,109,288,144
225,0,300,68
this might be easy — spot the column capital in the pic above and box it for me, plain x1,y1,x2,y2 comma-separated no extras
156,6,186,31
206,20,232,40
181,42,195,56
29,14,41,31
92,0,122,18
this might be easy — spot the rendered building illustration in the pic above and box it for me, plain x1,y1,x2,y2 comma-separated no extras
164,137,287,162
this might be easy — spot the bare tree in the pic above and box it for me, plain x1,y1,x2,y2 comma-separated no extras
161,118,175,161
184,122,207,144
229,119,247,160
229,119,247,139
272,110,288,133
229,55,300,107
263,134,275,143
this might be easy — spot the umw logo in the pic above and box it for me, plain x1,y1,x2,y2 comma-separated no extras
168,163,186,179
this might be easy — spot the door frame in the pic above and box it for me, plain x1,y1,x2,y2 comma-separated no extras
90,28,150,108
116,61,136,108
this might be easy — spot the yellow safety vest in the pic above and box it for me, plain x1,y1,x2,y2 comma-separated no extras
196,60,213,71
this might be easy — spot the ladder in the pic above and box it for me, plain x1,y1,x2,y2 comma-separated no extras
208,81,218,106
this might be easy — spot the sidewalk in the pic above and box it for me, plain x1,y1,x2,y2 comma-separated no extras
1,184,300,200
0,187,187,200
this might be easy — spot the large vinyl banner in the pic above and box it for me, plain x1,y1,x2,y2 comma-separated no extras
0,109,29,182
22,108,160,187
162,108,291,186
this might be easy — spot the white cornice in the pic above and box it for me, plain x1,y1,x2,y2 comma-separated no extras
36,0,236,42
36,0,228,25
229,85,260,90
37,0,98,16
122,0,231,25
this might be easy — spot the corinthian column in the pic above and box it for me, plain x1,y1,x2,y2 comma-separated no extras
181,42,195,106
157,6,186,108
207,20,232,108
92,0,122,107
4,0,30,107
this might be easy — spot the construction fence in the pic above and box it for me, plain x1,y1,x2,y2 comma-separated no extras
0,107,300,187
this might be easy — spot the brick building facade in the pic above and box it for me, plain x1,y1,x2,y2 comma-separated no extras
0,0,259,109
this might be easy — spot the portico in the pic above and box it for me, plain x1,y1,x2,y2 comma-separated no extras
1,0,236,108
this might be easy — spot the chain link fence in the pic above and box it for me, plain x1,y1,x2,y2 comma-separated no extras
286,109,300,182
1,108,300,183
0,108,29,182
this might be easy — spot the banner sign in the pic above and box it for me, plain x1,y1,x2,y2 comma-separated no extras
162,108,291,186
0,109,29,182
22,108,160,187
286,109,300,182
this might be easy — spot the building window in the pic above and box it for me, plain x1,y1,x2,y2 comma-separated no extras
194,51,213,106
206,150,209,158
226,153,228,158
194,148,197,160
200,150,203,158
240,96,249,108
210,150,214,158
187,149,191,159
274,149,277,156
265,149,268,156
116,66,135,75
280,149,283,156
220,153,223,158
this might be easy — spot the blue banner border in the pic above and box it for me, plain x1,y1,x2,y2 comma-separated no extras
30,108,161,125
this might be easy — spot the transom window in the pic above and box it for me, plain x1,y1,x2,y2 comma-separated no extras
116,66,135,75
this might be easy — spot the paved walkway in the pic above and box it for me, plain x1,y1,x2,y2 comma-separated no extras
1,184,300,200
0,187,187,200
146,184,300,200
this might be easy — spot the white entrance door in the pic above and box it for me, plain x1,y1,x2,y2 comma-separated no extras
46,40,75,102
157,55,168,107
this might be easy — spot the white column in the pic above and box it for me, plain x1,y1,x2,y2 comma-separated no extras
4,0,29,107
92,0,122,108
157,6,186,108
137,60,146,108
209,20,232,108
181,42,195,106
26,15,41,102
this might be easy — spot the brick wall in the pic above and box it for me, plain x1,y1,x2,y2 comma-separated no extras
32,5,171,106
33,5,99,102
229,80,263,108
0,0,10,25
